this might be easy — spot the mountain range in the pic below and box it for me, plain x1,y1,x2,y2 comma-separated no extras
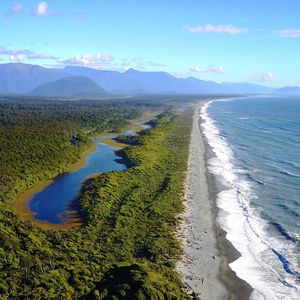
0,62,299,96
273,86,300,94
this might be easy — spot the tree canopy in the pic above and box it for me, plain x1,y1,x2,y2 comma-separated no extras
0,99,193,299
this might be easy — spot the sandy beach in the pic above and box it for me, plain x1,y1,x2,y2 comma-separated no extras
176,102,253,299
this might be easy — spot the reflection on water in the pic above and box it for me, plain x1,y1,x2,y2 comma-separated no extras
29,138,126,224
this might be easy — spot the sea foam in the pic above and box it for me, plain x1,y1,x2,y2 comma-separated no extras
200,100,300,300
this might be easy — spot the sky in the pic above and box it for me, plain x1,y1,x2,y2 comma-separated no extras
1,0,300,87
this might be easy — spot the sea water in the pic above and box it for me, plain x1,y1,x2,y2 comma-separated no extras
201,96,300,299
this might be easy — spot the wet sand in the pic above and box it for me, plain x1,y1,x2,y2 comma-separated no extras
176,102,253,299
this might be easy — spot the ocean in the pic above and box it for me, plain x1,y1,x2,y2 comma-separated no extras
201,96,300,299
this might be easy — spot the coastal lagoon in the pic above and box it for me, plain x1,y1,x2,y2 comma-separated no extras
202,96,300,299
29,138,126,224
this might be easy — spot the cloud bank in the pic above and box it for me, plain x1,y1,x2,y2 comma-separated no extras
188,24,248,35
190,65,228,75
27,53,58,60
9,54,24,62
0,47,58,62
61,53,114,68
32,1,62,17
276,29,300,38
250,72,274,82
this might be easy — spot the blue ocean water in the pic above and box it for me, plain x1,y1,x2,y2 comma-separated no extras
201,96,300,299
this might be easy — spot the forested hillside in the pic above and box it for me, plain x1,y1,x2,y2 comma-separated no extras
0,99,193,299
31,76,107,97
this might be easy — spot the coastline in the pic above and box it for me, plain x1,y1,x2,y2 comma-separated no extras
176,102,253,299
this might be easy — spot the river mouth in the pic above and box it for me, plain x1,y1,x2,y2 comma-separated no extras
27,137,127,225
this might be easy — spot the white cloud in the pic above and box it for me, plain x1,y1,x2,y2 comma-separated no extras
251,72,274,82
9,54,24,62
275,29,300,38
188,24,248,35
62,53,114,68
0,48,33,55
0,47,58,61
118,57,167,71
59,54,166,71
32,1,62,17
34,1,48,16
190,65,228,75
131,57,166,67
27,53,58,60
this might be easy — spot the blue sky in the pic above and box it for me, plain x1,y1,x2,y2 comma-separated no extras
1,0,300,87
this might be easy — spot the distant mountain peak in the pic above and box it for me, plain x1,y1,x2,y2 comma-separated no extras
125,68,138,72
30,76,107,97
0,62,69,94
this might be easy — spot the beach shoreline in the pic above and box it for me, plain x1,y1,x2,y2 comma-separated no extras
176,101,253,299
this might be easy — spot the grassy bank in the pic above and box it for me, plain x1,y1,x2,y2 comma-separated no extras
77,110,194,299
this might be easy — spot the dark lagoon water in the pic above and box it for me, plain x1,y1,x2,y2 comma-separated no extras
201,96,300,299
29,137,126,224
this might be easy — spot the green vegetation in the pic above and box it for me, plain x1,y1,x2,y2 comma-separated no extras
0,99,193,299
0,100,140,205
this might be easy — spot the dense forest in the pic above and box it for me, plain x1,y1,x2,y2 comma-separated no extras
0,98,194,299
0,100,141,205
